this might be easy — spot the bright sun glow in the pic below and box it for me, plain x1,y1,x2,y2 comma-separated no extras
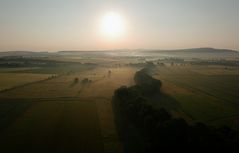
101,12,125,39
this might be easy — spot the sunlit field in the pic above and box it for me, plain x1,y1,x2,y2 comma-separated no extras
0,55,138,153
0,73,51,91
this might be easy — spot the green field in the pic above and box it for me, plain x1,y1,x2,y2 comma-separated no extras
154,65,239,129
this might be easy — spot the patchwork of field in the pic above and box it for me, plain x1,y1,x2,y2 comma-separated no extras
154,65,239,129
0,66,136,153
0,67,136,99
0,57,239,153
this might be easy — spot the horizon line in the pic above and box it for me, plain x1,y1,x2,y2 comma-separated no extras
0,47,238,53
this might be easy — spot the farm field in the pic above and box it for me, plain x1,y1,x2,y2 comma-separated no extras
0,53,239,152
0,67,136,99
0,73,51,91
0,65,136,153
0,98,104,153
154,65,239,129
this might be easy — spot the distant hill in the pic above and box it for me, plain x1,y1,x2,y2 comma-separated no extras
185,48,238,53
137,48,239,58
146,48,239,54
1,48,238,58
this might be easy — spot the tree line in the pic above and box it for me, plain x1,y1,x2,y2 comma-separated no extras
112,68,239,153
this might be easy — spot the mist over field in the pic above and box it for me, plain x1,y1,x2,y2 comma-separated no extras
0,48,239,152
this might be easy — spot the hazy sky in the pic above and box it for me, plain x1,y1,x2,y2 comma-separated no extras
0,0,239,51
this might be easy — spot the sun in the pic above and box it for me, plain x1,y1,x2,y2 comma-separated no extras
100,12,125,39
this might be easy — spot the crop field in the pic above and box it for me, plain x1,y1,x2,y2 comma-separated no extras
15,64,95,74
0,53,239,152
154,65,239,129
0,73,51,91
0,64,136,153
0,98,104,153
0,67,136,99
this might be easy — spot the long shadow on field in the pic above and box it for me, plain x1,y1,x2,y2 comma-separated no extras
112,67,181,153
112,67,239,153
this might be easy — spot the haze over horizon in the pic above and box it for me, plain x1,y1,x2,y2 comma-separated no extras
1,0,239,51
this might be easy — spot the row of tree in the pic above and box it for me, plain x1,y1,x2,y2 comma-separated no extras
112,68,239,153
